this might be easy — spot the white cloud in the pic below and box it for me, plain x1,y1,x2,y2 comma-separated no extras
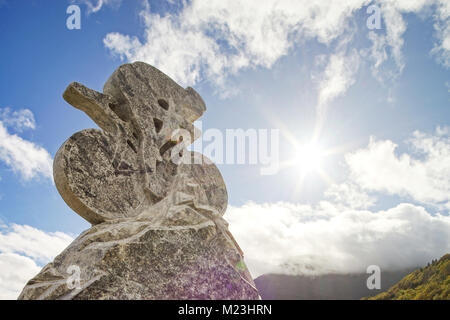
311,48,360,138
346,128,450,209
364,31,388,80
104,0,371,89
0,121,53,181
377,2,408,74
0,108,35,132
431,0,450,68
317,50,360,108
0,224,73,263
365,0,450,78
0,224,73,300
0,253,41,300
324,182,376,210
103,0,448,91
364,0,431,81
226,201,450,278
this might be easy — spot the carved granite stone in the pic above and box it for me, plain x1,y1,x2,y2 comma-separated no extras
18,62,259,300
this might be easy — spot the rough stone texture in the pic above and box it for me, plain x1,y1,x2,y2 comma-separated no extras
19,62,259,300
18,219,257,300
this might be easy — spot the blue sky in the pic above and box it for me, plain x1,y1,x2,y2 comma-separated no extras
0,0,449,299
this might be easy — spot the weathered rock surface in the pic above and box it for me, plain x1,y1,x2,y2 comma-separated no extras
18,62,259,300
55,62,207,224
18,217,257,300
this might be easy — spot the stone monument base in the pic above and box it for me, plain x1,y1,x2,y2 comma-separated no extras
18,215,259,300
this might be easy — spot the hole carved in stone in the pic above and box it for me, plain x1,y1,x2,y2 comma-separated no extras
154,118,163,133
157,99,169,111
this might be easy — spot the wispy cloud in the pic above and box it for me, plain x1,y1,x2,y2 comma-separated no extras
0,108,35,132
317,51,360,108
313,48,360,139
104,0,370,90
365,0,449,79
103,0,447,93
431,0,450,68
73,0,122,14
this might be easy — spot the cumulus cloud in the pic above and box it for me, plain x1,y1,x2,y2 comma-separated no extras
346,128,450,209
0,253,41,300
226,202,450,278
0,224,73,299
0,108,52,181
0,122,53,181
0,224,73,263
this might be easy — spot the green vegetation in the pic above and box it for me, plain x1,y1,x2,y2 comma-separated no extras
367,254,450,300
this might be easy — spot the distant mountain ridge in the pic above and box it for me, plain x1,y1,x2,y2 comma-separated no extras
367,254,450,300
255,269,415,300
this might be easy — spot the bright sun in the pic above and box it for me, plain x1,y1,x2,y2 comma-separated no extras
294,142,324,174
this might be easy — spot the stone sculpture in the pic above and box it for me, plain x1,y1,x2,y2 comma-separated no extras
18,62,259,300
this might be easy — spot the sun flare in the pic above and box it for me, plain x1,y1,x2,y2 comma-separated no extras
294,143,324,174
